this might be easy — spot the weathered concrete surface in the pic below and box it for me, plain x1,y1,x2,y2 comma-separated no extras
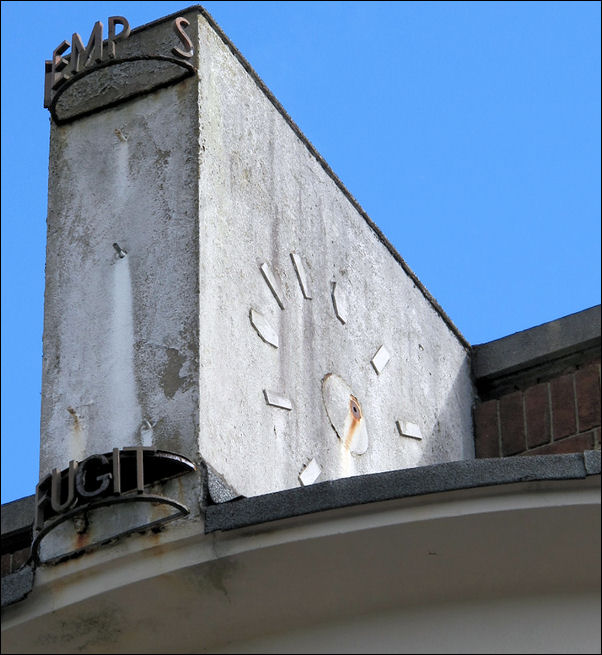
40,9,202,495
54,59,193,124
47,11,198,123
35,475,196,564
40,6,475,508
194,10,475,497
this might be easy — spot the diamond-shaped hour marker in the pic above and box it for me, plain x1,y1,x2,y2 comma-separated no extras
371,345,391,374
299,458,321,486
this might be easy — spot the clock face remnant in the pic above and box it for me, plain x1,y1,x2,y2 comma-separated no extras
192,23,473,500
245,249,418,491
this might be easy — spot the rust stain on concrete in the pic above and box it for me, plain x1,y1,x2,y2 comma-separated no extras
344,395,362,451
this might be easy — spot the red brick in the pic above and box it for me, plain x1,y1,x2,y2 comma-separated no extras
550,373,577,439
522,431,596,456
525,382,551,448
575,363,601,432
474,400,500,458
1,553,11,577
499,391,526,456
10,547,30,571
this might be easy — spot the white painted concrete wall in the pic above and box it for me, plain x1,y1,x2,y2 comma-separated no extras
194,13,475,497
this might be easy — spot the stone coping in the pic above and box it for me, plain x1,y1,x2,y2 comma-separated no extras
4,452,599,539
204,450,601,533
472,305,601,381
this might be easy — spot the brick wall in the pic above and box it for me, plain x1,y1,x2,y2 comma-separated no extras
1,495,34,580
474,360,601,458
1,547,31,578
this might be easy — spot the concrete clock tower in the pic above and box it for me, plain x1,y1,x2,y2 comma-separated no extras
36,5,475,564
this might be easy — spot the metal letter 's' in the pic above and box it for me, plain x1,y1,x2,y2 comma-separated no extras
107,16,131,58
50,460,78,513
75,454,111,498
172,17,194,58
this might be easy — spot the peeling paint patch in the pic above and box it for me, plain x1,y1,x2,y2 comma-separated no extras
161,348,186,399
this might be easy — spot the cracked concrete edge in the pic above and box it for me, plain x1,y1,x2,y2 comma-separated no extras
206,465,243,504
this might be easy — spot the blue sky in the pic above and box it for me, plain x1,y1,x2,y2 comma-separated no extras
1,1,600,503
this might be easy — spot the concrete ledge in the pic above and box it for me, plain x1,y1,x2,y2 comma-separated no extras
1,566,34,608
472,305,601,381
205,452,599,533
4,453,601,539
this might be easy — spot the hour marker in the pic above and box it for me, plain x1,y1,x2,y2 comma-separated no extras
371,345,391,374
331,281,347,324
260,262,285,309
263,389,292,410
290,253,312,299
396,420,423,440
299,458,321,486
249,309,279,348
